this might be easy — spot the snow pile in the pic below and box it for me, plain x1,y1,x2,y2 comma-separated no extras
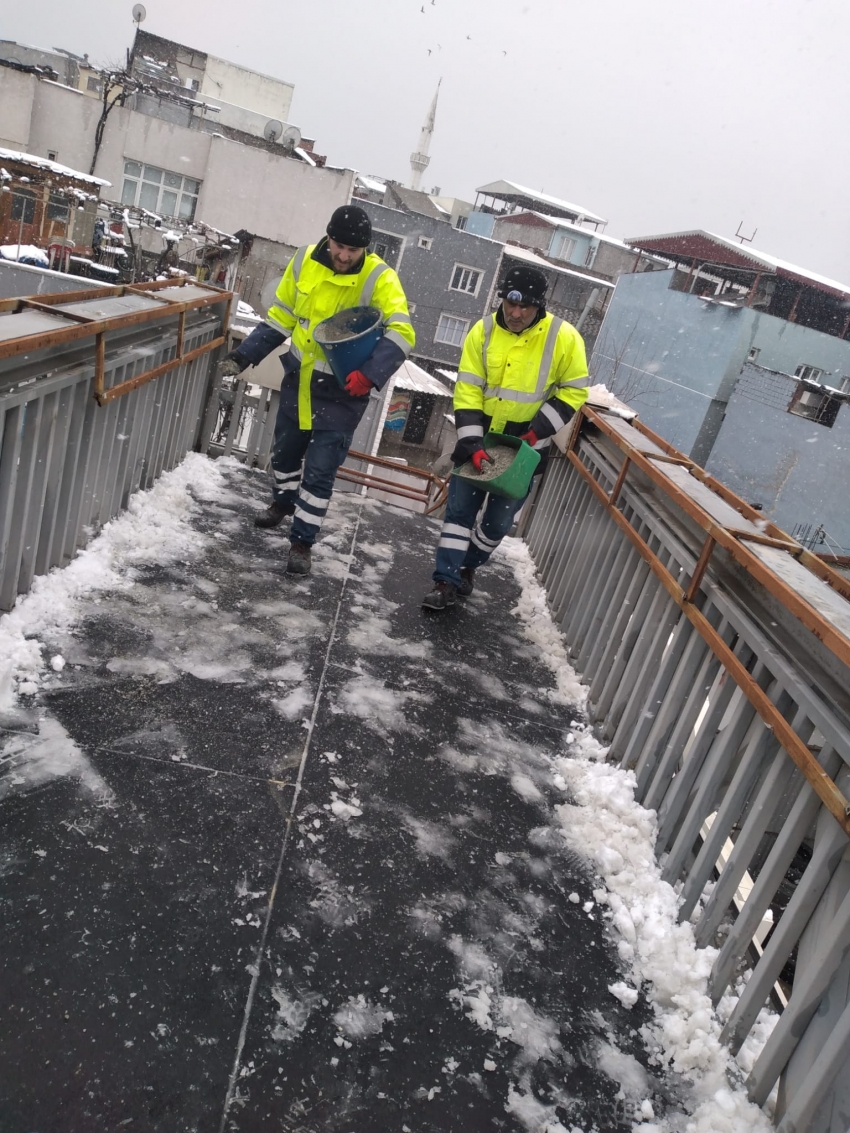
0,244,49,266
498,539,586,708
503,537,777,1133
0,453,226,709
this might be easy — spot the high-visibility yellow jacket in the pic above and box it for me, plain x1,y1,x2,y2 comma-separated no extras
452,311,589,462
266,242,415,431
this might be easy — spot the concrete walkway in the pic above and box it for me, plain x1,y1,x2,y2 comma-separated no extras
1,462,666,1133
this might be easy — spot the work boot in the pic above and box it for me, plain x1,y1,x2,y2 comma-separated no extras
456,567,476,598
286,540,312,575
254,500,294,529
421,581,457,610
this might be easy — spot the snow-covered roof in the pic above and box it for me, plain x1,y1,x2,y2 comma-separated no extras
355,174,387,194
436,367,458,384
0,146,111,187
392,360,452,397
501,211,642,252
503,244,615,288
625,229,850,299
475,179,606,225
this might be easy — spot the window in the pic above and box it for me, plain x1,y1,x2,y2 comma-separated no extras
788,384,840,427
47,150,58,161
455,215,467,231
795,364,824,382
417,236,433,251
435,313,468,347
747,347,760,363
86,75,102,93
840,376,850,394
550,232,576,262
449,264,482,296
121,160,200,220
11,189,36,225
47,192,69,223
370,231,403,269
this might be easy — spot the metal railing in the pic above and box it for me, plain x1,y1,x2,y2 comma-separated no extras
523,406,850,1131
201,372,448,514
0,279,230,611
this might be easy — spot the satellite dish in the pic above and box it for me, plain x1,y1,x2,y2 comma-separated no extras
132,3,146,23
264,119,284,144
282,125,302,152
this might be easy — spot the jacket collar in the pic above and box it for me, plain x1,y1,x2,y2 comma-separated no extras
311,236,367,276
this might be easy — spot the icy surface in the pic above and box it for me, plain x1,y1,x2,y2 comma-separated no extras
0,455,779,1132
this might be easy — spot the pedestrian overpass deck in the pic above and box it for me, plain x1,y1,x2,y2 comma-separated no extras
1,462,663,1133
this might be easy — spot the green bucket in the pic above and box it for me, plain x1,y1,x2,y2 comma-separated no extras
452,432,541,499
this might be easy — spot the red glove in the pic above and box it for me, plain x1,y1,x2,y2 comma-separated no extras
471,448,494,473
520,428,538,447
345,370,373,397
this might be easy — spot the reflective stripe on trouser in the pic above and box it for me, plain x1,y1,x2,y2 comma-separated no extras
269,401,353,546
433,474,529,586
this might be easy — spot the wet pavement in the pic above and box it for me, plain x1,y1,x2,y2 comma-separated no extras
1,463,665,1133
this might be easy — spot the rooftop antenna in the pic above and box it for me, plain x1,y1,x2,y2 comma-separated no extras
263,119,284,144
132,3,146,24
736,222,757,245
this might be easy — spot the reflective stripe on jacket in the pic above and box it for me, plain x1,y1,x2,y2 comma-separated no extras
454,312,589,439
267,244,415,430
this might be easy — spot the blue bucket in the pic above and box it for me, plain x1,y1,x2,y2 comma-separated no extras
313,306,384,387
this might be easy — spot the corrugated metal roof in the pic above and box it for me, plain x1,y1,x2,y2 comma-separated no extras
625,230,850,300
503,244,615,288
475,180,606,225
391,359,452,397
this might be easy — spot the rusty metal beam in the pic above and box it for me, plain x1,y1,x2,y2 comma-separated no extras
0,280,231,362
567,445,850,838
96,336,225,405
582,406,850,661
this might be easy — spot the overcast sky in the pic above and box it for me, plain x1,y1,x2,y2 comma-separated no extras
6,0,849,282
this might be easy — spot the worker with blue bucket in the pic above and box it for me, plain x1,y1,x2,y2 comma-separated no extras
219,205,414,575
422,265,590,610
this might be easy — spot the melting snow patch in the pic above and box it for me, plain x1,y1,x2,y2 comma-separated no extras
332,995,387,1039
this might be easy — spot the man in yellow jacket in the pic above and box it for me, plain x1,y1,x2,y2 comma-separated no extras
422,265,588,610
221,205,415,575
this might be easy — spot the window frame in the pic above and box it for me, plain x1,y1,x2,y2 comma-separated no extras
434,312,469,348
47,191,70,223
550,232,576,262
417,236,433,251
794,363,824,382
121,159,200,220
448,263,483,297
10,189,36,225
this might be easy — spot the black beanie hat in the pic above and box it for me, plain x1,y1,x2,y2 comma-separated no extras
498,265,548,306
326,205,372,248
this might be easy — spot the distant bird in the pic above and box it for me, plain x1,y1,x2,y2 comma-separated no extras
502,49,507,55
427,48,432,54
466,34,472,39
420,4,424,10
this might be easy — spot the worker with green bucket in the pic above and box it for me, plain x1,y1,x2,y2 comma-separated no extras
422,265,589,610
219,205,414,575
